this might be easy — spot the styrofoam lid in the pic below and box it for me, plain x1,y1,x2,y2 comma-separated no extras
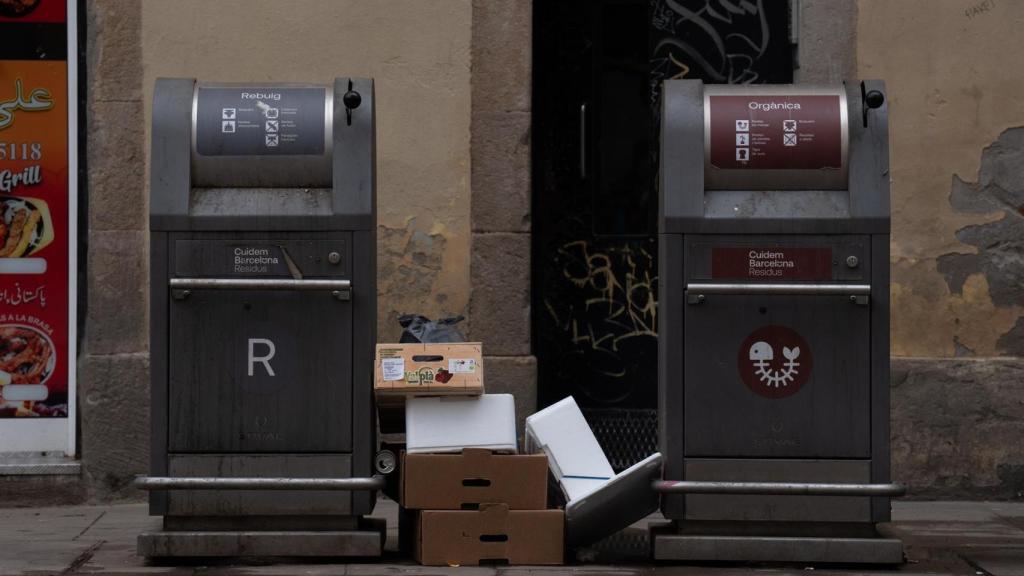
525,396,613,480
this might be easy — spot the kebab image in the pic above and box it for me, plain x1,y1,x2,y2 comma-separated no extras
0,197,52,258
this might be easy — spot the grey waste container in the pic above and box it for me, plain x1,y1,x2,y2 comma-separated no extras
654,80,904,564
137,78,383,558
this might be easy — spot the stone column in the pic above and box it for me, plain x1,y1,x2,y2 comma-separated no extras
468,1,536,435
796,0,858,83
79,0,148,500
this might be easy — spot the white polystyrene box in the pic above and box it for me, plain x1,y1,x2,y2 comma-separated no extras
525,396,615,501
406,394,518,454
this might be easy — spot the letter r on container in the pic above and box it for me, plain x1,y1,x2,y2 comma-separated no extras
248,338,276,377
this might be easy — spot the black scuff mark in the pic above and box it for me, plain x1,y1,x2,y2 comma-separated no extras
997,316,1024,356
72,510,106,541
60,539,105,575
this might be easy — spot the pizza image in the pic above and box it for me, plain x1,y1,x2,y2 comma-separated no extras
0,197,53,258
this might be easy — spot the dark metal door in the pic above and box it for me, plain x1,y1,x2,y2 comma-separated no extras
533,0,795,470
168,289,353,453
683,293,870,458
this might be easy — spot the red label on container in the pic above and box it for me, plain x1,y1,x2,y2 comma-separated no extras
708,95,842,170
711,247,833,280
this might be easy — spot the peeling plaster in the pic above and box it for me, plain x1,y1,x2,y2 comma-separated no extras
859,0,1024,357
937,128,1024,353
378,219,467,341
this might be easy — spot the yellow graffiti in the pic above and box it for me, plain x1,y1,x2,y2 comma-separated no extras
669,52,690,79
545,240,657,378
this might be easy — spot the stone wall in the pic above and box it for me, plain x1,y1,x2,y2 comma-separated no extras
892,358,1024,499
467,0,535,436
858,0,1024,498
796,0,857,83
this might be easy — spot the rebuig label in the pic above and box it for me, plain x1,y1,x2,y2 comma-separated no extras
195,87,326,156
708,95,842,170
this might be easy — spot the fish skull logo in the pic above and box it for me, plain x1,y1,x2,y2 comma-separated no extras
738,326,811,399
748,341,801,388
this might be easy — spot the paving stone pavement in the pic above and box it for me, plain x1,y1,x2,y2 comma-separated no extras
1,499,1023,575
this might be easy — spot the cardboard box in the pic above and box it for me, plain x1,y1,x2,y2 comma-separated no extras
414,505,564,566
401,449,548,510
525,396,614,501
407,394,517,454
375,342,483,396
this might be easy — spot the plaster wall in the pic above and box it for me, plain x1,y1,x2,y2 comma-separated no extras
141,0,474,341
858,0,1024,357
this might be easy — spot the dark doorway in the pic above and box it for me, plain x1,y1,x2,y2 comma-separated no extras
532,0,795,471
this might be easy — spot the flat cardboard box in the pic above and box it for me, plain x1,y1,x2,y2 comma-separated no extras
406,394,518,454
375,342,483,396
401,449,548,510
525,396,614,501
414,505,564,566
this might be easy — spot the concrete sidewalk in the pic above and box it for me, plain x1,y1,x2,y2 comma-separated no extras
1,499,1023,575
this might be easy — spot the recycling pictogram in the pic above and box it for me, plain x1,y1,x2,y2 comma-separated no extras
738,325,812,399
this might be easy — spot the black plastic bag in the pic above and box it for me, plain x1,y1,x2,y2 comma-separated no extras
398,314,467,343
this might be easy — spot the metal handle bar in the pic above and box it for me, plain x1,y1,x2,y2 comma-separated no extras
686,283,871,296
653,480,905,497
134,475,385,491
170,278,351,291
579,102,587,179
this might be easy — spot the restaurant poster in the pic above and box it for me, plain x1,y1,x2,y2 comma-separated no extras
0,0,77,455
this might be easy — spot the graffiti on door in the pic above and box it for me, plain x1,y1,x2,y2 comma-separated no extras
543,240,657,388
